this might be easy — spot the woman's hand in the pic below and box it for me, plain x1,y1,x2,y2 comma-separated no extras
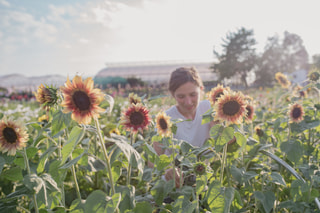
165,167,183,188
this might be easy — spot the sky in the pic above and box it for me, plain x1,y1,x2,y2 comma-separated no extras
0,0,320,78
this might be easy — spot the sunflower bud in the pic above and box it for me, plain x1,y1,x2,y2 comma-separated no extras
308,68,320,82
34,84,58,109
194,162,206,176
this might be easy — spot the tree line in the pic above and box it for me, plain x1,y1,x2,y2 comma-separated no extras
212,27,320,88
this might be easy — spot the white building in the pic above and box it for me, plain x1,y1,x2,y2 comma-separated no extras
95,60,218,84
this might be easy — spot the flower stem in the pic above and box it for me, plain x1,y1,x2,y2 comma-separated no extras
220,143,228,184
70,155,81,200
94,118,116,195
23,148,39,213
127,133,136,185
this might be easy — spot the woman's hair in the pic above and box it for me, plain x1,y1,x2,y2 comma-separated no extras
168,67,203,94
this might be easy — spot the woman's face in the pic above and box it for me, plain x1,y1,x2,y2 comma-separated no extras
172,82,201,118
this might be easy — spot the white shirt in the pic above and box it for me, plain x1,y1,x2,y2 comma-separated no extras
165,100,211,147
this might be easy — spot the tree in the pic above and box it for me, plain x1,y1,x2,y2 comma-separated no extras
255,31,309,87
312,54,320,70
212,27,257,88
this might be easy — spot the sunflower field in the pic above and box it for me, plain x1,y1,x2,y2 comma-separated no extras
1,69,320,213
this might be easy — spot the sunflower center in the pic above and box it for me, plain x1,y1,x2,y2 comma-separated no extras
215,92,223,100
3,127,17,143
223,100,240,116
246,106,252,116
72,91,91,111
159,118,168,130
279,77,287,85
130,111,144,125
292,108,301,118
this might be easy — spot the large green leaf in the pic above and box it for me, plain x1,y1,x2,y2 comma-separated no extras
215,126,234,152
132,201,153,213
51,110,72,136
60,126,84,165
106,135,145,177
280,140,303,163
84,190,121,213
206,180,225,212
2,167,23,181
290,119,320,133
254,191,275,213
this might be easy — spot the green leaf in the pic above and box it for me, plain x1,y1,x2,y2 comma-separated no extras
60,150,87,169
111,161,122,184
107,135,145,177
270,172,286,186
69,198,85,213
37,146,57,173
224,187,235,213
254,191,275,213
0,156,5,175
23,174,48,206
26,147,38,159
132,201,153,213
207,180,225,212
151,180,172,206
260,150,305,182
2,167,23,181
61,126,84,165
290,119,320,133
84,190,121,213
280,140,303,163
51,110,71,136
215,126,234,152
155,154,171,171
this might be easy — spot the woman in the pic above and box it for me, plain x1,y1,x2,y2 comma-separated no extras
153,66,216,187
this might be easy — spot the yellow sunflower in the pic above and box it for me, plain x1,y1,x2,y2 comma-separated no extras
128,93,142,105
208,84,230,106
120,103,151,133
245,104,254,123
60,75,105,125
275,72,291,88
288,103,304,123
0,118,28,156
34,84,58,109
214,90,247,125
109,128,121,135
155,111,172,137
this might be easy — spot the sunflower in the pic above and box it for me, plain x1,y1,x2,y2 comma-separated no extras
128,93,142,105
275,72,291,88
109,128,121,135
34,84,58,109
193,162,206,176
294,85,307,98
308,68,320,82
245,104,254,123
0,118,28,156
214,90,247,125
155,111,172,137
208,84,230,106
120,103,151,133
288,103,304,123
254,126,264,137
60,75,105,125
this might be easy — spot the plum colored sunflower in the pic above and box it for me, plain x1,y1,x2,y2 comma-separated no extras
155,111,172,137
208,84,230,106
128,93,142,105
120,103,151,133
294,85,307,98
0,118,28,156
60,75,105,125
288,103,304,123
275,72,291,88
245,103,254,123
214,90,247,125
34,84,58,109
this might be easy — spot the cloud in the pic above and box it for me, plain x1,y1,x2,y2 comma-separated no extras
0,0,10,7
